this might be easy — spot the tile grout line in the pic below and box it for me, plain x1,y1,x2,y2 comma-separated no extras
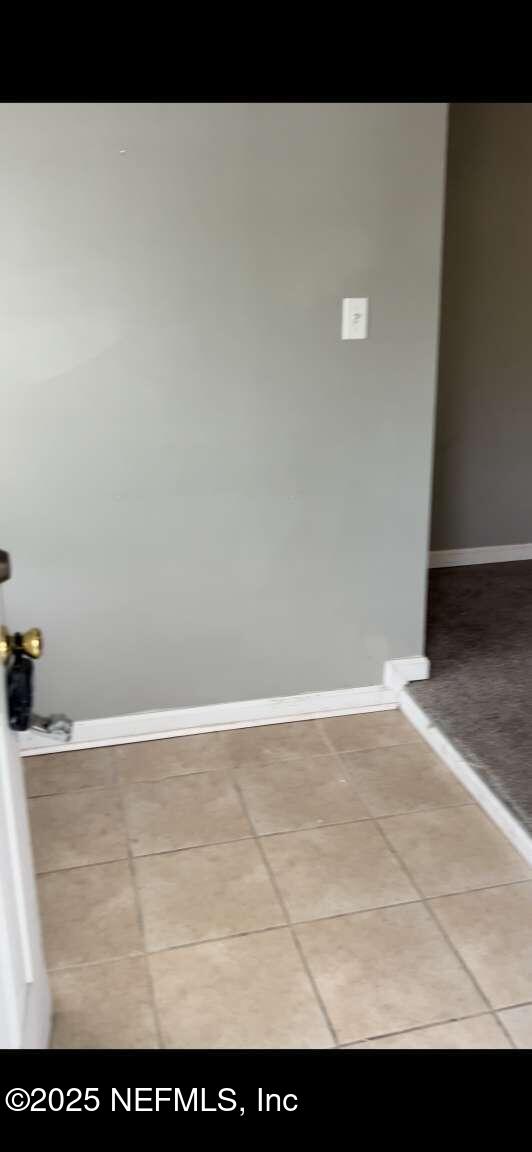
229,764,339,1048
24,813,412,874
253,801,475,833
27,765,219,802
35,799,492,877
116,779,165,1051
48,935,515,1047
425,899,517,1049
48,952,516,1048
46,928,532,1033
41,870,532,981
25,736,427,799
48,948,145,975
316,718,346,759
42,884,532,972
45,903,422,972
359,801,476,819
28,781,119,802
41,905,532,1044
495,997,532,1012
491,1011,520,1050
316,714,425,758
37,854,130,877
35,839,532,898
335,1007,510,1047
313,719,459,825
375,817,517,1049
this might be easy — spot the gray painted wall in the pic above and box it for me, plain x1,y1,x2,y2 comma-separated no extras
431,102,532,551
1,103,447,721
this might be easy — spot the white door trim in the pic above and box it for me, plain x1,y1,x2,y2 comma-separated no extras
0,573,51,1050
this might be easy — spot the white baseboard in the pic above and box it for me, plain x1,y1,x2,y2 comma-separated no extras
399,688,532,868
429,543,532,568
383,656,430,693
19,682,398,757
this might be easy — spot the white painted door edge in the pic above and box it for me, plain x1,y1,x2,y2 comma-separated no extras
19,682,398,757
429,543,532,568
22,971,52,1049
400,688,532,868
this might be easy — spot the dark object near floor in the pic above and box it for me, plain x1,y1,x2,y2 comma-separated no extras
410,560,532,836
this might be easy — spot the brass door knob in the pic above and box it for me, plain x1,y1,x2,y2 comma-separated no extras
0,626,43,665
20,628,43,659
0,626,10,666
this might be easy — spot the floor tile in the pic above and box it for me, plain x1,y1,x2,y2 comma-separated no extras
347,1015,511,1049
134,840,284,951
234,754,369,835
295,902,483,1044
321,709,422,753
222,721,329,767
149,928,332,1048
39,860,142,970
497,1004,532,1049
123,771,251,856
261,821,416,922
342,743,469,818
380,806,531,897
430,882,532,1008
51,957,159,1049
29,788,127,873
115,733,230,784
25,748,114,797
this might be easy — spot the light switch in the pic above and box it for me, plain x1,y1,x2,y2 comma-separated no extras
341,298,368,340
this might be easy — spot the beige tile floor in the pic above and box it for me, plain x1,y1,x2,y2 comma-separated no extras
26,709,532,1049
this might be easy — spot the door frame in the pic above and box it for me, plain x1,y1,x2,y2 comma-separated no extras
0,550,51,1048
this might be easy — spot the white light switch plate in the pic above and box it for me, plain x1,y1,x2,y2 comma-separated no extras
342,297,368,340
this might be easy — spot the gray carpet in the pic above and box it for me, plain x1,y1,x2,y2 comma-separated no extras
409,560,532,836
